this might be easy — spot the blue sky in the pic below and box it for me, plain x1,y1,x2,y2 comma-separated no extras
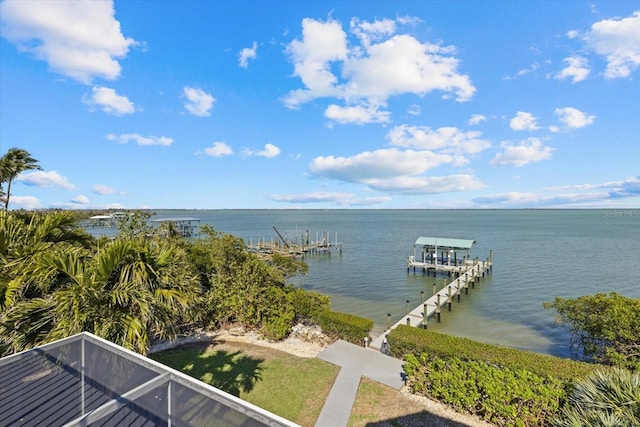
1,0,639,210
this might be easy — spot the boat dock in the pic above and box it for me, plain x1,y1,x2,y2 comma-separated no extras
370,236,492,350
370,258,492,350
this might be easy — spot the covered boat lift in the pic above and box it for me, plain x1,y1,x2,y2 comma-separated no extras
408,237,476,274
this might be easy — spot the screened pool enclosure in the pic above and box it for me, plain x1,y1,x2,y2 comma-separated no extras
0,332,297,426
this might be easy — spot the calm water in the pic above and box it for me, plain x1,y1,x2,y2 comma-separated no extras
96,209,640,358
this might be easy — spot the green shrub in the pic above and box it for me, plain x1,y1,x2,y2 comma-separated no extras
260,287,295,341
389,326,606,426
404,353,564,426
388,325,597,382
317,310,373,345
291,288,331,323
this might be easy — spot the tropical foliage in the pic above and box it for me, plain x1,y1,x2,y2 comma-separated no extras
552,367,640,427
1,209,325,354
545,292,640,370
0,148,41,211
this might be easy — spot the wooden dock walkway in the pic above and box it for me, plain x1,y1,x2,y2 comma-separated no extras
370,259,492,350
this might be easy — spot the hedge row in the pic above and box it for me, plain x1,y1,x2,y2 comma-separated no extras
388,326,602,427
387,325,597,381
317,310,373,345
404,353,564,426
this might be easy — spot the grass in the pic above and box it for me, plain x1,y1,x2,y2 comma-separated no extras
151,339,482,427
151,339,339,426
349,378,447,427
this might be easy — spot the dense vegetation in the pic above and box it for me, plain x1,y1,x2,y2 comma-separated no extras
390,326,594,426
0,209,329,355
545,292,640,371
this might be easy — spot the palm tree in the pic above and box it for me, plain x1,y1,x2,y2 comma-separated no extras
0,148,41,211
0,210,92,310
552,368,640,427
0,226,200,355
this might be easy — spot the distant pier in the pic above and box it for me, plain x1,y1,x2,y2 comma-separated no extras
248,226,342,258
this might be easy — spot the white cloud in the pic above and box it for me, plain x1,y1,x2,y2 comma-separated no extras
365,174,485,194
472,176,640,207
71,194,90,205
505,62,540,79
92,184,117,195
387,125,491,156
490,138,554,167
510,111,539,131
183,86,215,117
83,86,136,115
310,148,454,182
107,133,173,146
15,170,75,190
555,56,591,83
283,17,475,123
0,0,137,84
407,104,421,116
554,107,595,129
349,17,396,48
341,34,475,102
238,41,257,68
324,104,390,124
202,142,233,157
468,114,486,125
583,11,640,78
8,196,40,210
396,15,422,26
269,191,391,206
242,143,281,158
284,18,348,108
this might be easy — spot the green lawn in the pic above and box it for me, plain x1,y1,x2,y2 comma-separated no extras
151,341,339,426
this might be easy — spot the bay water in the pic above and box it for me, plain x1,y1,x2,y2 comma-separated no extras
99,209,640,359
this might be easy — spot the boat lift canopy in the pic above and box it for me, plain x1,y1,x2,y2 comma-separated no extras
414,237,476,251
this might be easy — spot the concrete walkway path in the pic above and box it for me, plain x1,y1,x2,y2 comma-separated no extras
315,340,406,427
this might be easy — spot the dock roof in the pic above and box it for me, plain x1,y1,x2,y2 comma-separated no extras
414,237,476,250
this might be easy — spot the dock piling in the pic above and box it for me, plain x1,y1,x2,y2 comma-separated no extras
422,302,428,329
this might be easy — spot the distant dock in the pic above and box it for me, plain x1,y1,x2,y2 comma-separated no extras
247,226,342,258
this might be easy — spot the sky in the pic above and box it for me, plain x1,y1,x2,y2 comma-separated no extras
1,0,639,210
